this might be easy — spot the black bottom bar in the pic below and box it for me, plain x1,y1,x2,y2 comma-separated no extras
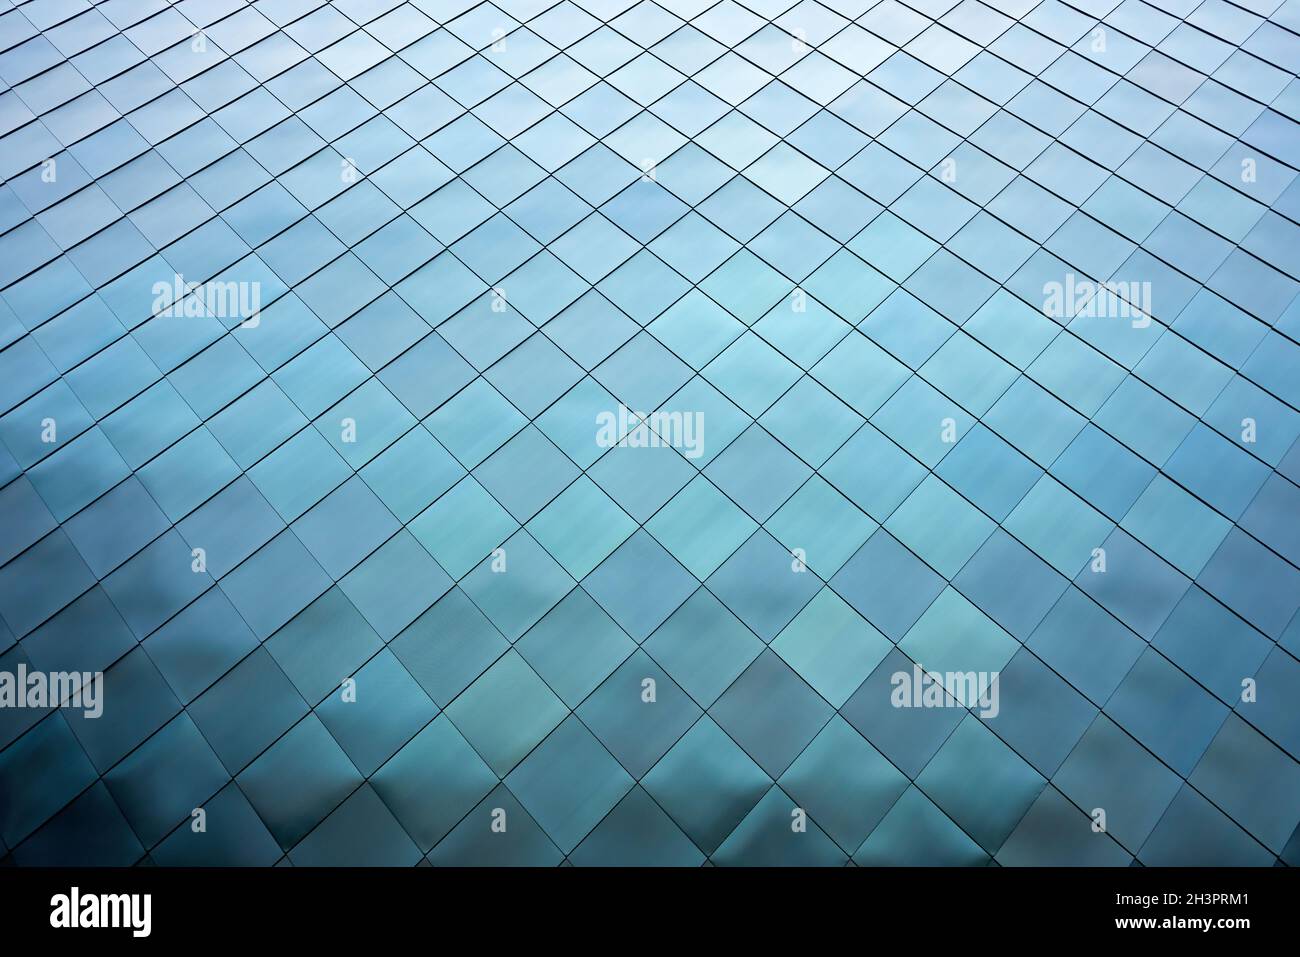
0,866,1286,942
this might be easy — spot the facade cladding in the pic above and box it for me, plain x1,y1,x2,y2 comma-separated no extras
0,0,1298,870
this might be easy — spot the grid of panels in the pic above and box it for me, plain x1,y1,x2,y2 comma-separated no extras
0,0,1298,866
